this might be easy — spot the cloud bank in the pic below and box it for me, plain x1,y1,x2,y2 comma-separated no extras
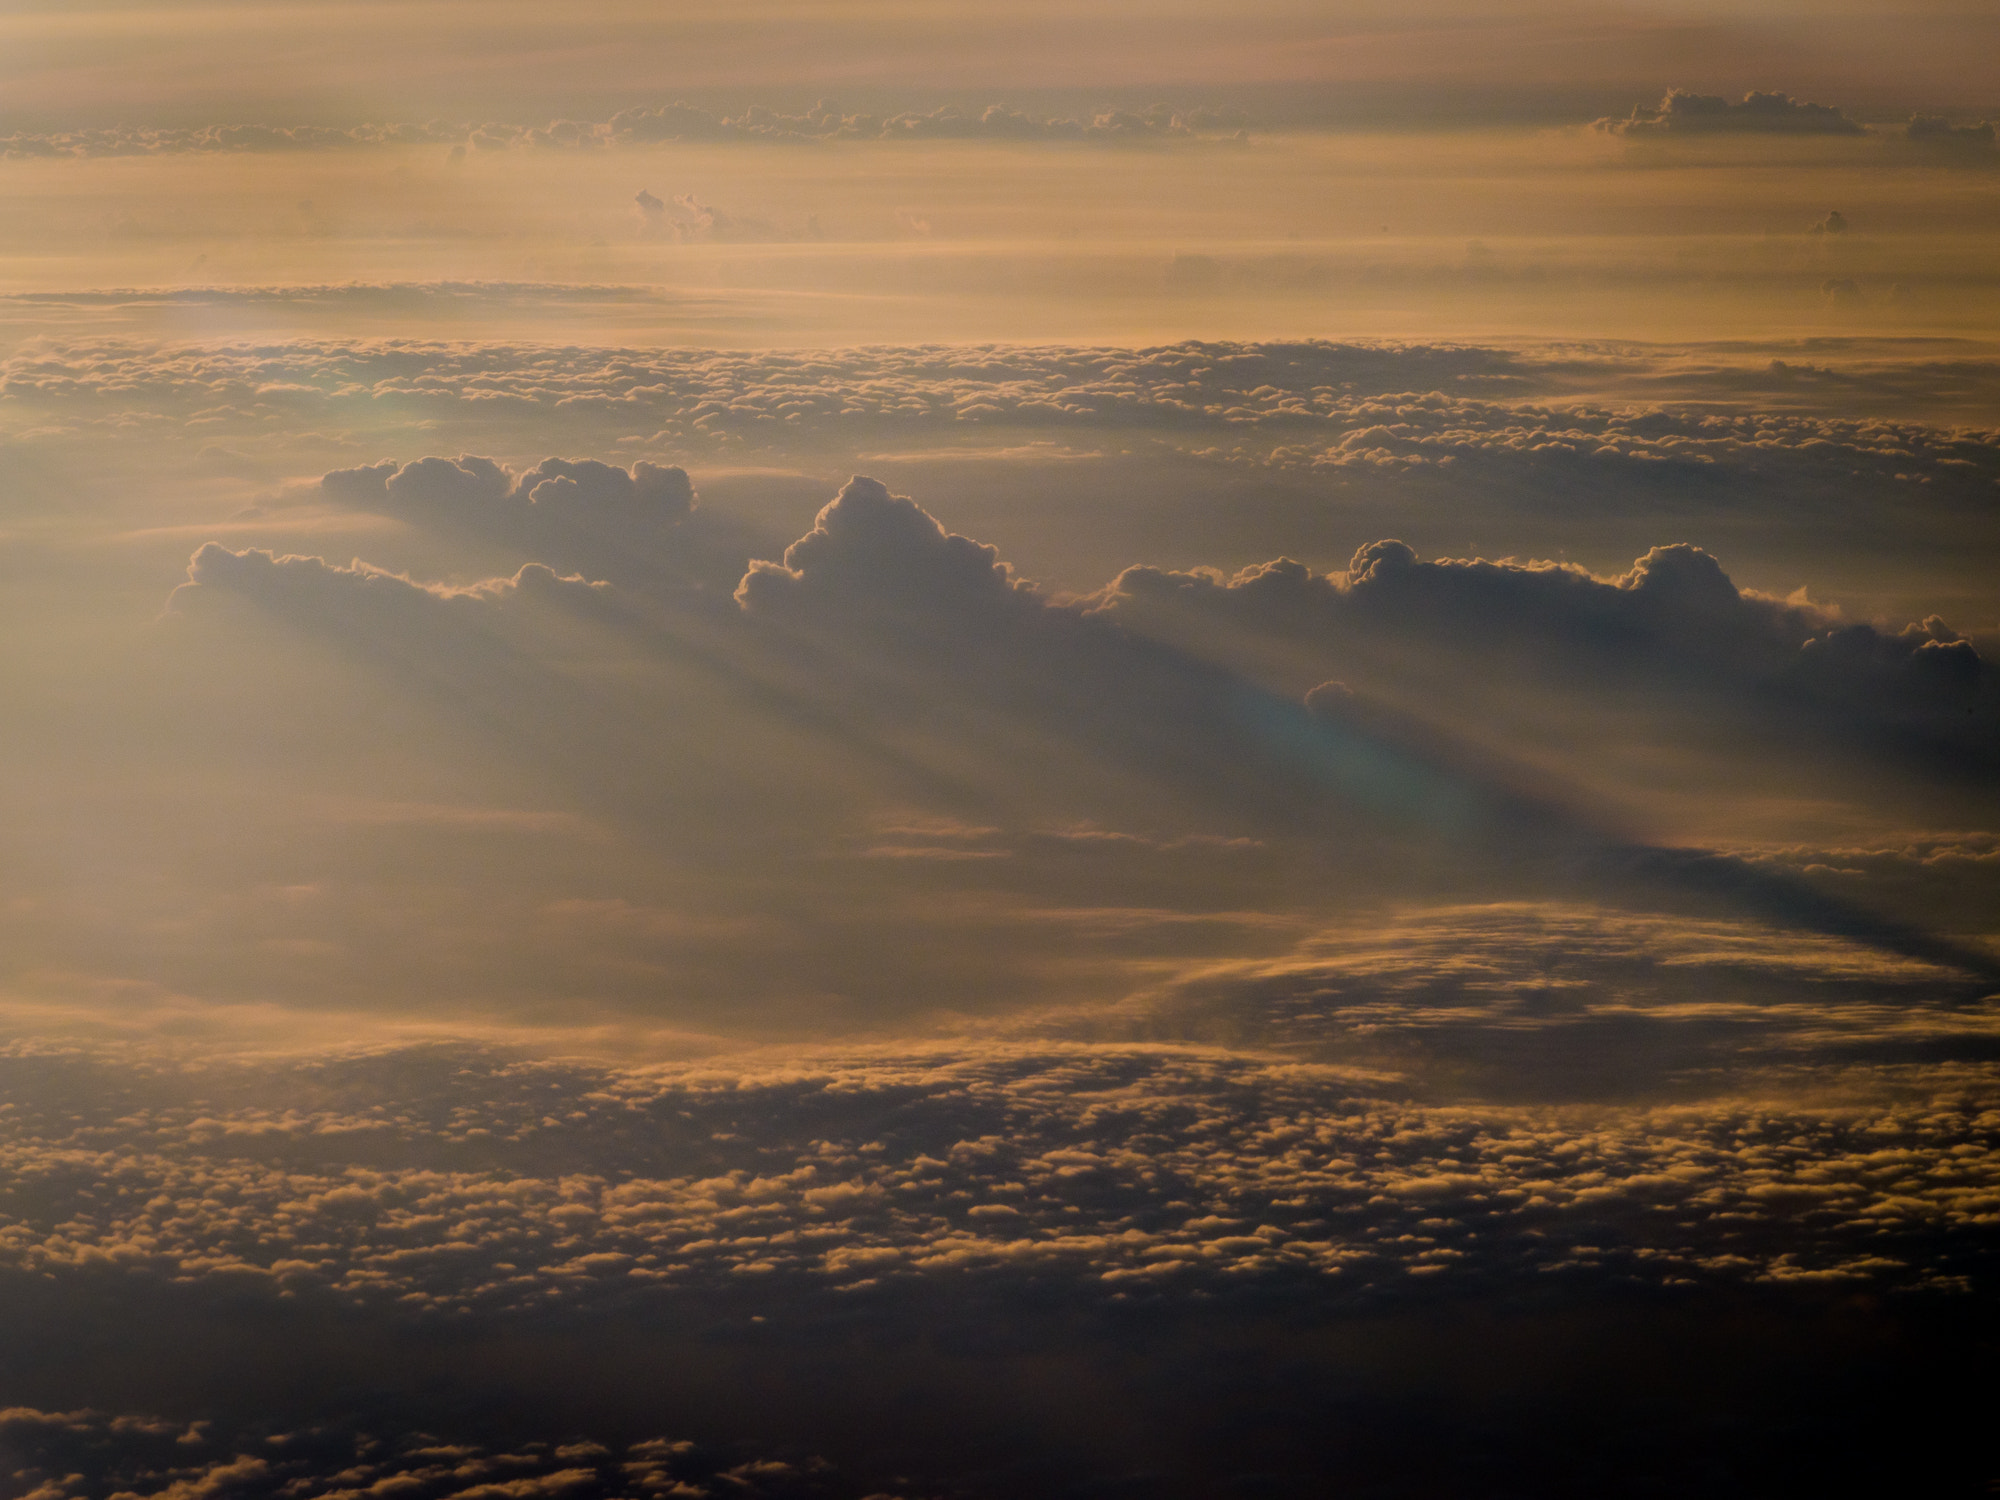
0,101,1247,161
1597,90,1865,137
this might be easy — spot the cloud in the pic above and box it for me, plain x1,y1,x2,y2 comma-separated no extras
320,456,752,594
736,476,1035,619
0,1409,841,1500
743,485,1995,973
0,101,1243,160
1096,537,1997,787
1598,89,1865,137
1904,115,1998,157
169,475,1999,994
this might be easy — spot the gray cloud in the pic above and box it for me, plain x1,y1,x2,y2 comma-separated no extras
0,985,1991,1322
1904,115,1998,157
1095,538,1997,776
1598,89,1865,137
19,340,1995,496
174,473,2000,993
319,456,754,595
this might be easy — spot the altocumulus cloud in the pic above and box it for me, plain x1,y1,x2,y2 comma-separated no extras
0,1407,849,1500
1,990,1994,1320
11,341,1996,519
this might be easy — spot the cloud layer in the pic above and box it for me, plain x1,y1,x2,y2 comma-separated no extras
0,102,1246,161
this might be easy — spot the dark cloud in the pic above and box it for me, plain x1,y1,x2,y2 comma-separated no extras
89,333,1975,628
1097,537,1999,794
736,476,1035,619
1598,89,1865,137
0,1408,851,1500
320,456,752,594
744,486,1999,975
167,476,2000,996
1904,115,1998,158
22,340,1996,500
10,455,1999,1500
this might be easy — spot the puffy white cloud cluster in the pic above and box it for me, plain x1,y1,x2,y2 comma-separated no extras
1904,114,1998,156
598,100,1237,146
314,457,751,592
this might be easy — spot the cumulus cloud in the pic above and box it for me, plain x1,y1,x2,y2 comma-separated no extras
0,981,1992,1322
319,456,752,594
9,447,1997,1500
1098,537,1998,784
21,340,1995,512
175,472,2000,991
1598,89,1865,136
736,476,1034,620
38,333,1982,654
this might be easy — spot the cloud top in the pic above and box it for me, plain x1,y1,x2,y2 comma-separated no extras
1598,89,1865,136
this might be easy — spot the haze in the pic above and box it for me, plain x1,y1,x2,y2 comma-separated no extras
0,3,1996,1497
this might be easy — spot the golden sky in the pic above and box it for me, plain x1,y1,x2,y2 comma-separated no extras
0,5,1996,1496
2,0,1997,121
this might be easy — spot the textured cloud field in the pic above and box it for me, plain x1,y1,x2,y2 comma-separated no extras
3,330,1997,1489
4,19,2000,1493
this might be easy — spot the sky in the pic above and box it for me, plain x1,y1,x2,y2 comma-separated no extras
1,3,1997,1498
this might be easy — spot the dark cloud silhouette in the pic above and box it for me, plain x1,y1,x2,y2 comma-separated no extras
0,1408,851,1500
1097,537,1998,788
321,456,751,594
1905,114,1998,158
0,1009,1991,1317
24,339,1997,517
737,475,1035,619
1598,89,1865,136
182,474,1999,991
